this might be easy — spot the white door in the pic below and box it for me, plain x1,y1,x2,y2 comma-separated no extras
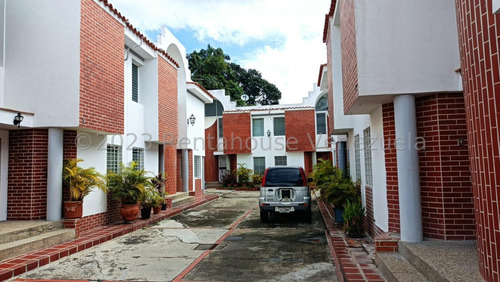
0,130,9,221
218,156,228,183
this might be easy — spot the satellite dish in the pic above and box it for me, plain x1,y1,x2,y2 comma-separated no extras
241,94,249,102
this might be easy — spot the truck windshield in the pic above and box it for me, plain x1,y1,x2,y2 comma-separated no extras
264,168,304,187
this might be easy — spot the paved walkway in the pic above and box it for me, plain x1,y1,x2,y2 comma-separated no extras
317,197,385,282
0,194,218,281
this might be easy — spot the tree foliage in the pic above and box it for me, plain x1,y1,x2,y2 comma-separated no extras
187,45,281,106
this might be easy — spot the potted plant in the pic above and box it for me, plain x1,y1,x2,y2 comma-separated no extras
235,163,253,186
62,158,107,219
151,172,167,210
107,162,151,223
138,186,161,219
342,199,366,238
311,159,357,223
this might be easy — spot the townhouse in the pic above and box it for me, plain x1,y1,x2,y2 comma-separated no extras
324,0,500,280
0,0,209,234
204,83,332,184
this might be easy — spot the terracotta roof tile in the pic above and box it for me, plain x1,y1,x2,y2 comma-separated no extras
187,81,215,99
322,0,337,43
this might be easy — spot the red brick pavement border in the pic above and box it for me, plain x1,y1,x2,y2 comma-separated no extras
0,194,219,282
317,197,386,282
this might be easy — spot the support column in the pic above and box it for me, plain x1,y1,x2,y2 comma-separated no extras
182,149,189,193
394,95,422,242
47,128,63,221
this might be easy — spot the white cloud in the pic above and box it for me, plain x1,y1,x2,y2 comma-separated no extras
110,0,330,103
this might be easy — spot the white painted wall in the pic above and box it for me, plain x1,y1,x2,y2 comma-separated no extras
140,55,159,142
4,0,80,127
77,132,107,217
186,92,206,156
356,0,461,96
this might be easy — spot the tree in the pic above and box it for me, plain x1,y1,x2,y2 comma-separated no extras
187,45,281,105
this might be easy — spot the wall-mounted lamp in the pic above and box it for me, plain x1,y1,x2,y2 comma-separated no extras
188,114,196,126
267,129,271,137
13,112,24,128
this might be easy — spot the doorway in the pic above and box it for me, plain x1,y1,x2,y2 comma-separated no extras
0,130,9,221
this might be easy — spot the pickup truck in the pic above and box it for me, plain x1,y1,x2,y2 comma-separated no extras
258,166,311,222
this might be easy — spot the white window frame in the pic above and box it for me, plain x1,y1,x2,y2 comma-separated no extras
363,127,373,186
132,147,144,171
253,157,266,175
274,156,287,166
107,145,122,173
252,118,264,137
316,112,327,135
194,155,201,179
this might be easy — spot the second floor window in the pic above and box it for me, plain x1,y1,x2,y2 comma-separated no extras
316,113,327,134
132,64,139,102
274,117,285,136
253,118,264,137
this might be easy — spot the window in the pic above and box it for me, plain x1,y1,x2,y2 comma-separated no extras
354,134,361,182
315,94,328,111
254,157,266,175
364,127,373,186
273,117,285,136
253,118,264,137
132,148,144,171
275,156,287,166
205,100,224,117
107,145,122,173
132,64,139,102
218,117,224,138
194,156,201,179
316,113,327,134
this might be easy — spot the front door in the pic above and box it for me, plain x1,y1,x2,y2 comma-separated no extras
0,130,9,221
218,156,227,183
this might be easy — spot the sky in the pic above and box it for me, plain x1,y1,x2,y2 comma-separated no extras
110,0,330,104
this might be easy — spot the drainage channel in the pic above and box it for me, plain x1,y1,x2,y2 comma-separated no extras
172,208,255,282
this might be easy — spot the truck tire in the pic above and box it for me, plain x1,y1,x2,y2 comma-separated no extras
260,210,269,222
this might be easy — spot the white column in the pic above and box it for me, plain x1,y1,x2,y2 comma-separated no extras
394,95,423,242
182,149,189,193
46,128,63,221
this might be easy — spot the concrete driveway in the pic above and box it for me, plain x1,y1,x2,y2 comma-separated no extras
15,190,336,281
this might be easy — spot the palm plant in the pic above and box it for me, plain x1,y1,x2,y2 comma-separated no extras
107,162,152,204
342,199,366,238
63,158,107,201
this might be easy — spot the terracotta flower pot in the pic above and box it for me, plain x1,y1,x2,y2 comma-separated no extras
64,201,83,219
120,203,140,222
153,206,161,214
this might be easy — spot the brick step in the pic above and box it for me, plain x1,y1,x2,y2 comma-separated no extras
0,229,75,261
376,252,427,282
205,182,223,188
166,192,190,202
0,221,64,245
172,196,195,207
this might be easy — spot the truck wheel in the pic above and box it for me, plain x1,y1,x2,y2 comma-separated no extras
303,208,312,223
260,210,269,222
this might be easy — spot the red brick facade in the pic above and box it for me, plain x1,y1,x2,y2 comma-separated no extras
455,1,500,279
223,113,251,154
7,129,49,220
204,121,218,182
285,110,316,152
382,103,401,233
304,152,313,177
188,150,193,193
416,94,475,240
340,0,359,113
79,0,124,134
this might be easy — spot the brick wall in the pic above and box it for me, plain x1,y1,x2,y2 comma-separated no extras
64,212,108,237
194,179,202,197
455,1,500,279
340,0,359,113
285,109,316,152
188,150,193,193
163,146,177,195
62,130,78,202
416,94,475,240
229,155,237,174
7,129,48,220
204,121,218,182
79,0,124,134
316,151,332,162
223,113,251,154
364,185,384,238
382,103,400,233
326,29,335,134
158,56,178,143
304,152,313,177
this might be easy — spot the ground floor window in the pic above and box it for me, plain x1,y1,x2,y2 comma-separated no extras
254,157,266,174
354,134,361,182
363,127,373,186
107,145,122,173
274,156,287,166
132,147,144,171
194,155,201,179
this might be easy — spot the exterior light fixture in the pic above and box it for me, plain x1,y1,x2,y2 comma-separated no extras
267,129,271,137
13,112,24,128
188,114,196,126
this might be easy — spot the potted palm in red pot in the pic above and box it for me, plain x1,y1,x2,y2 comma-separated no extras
63,158,107,219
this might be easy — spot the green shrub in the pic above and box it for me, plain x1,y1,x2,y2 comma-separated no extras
311,159,357,208
235,163,253,184
342,199,366,238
